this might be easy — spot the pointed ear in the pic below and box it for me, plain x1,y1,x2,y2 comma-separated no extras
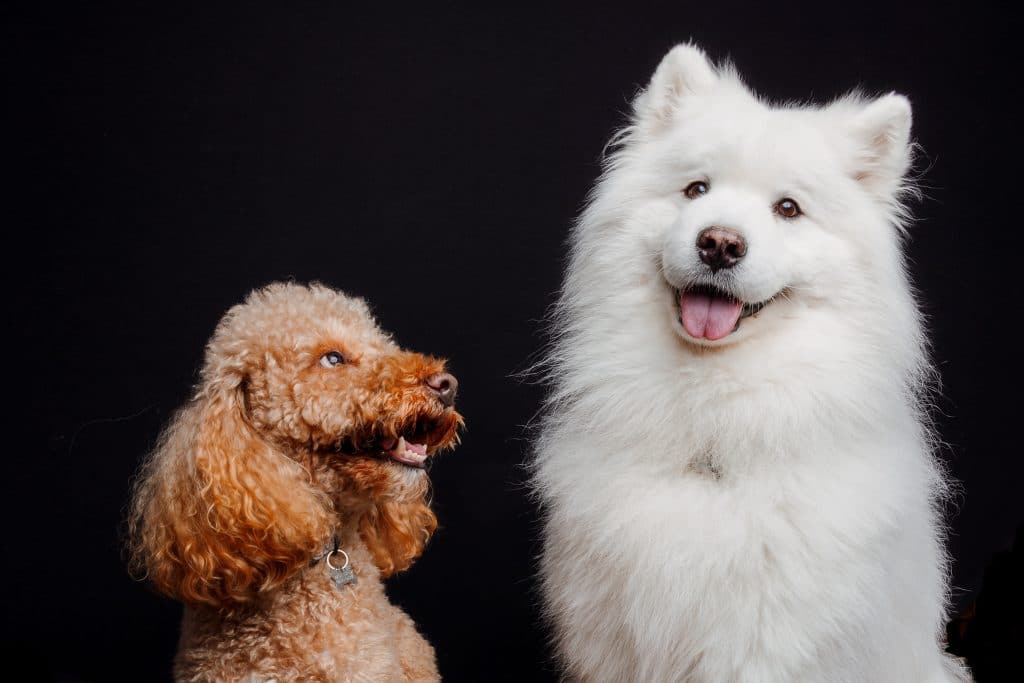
849,94,913,196
633,43,718,131
128,378,334,608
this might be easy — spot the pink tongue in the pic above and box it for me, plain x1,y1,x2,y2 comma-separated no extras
406,442,427,456
679,290,743,341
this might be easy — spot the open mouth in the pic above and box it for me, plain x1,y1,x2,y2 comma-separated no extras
379,436,430,468
334,415,458,469
673,284,776,341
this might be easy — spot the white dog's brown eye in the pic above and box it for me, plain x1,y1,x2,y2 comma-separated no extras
683,181,709,199
775,198,801,219
319,351,345,368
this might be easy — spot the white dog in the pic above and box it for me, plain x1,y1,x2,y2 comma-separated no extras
532,44,968,682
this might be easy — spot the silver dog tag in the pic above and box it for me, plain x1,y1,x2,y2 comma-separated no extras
326,547,357,588
330,564,357,588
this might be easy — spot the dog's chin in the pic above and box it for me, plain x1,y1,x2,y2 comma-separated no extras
668,282,786,347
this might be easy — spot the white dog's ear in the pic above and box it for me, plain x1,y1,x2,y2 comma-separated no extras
849,94,913,196
634,44,718,131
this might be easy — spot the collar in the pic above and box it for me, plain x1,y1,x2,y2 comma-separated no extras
310,533,339,567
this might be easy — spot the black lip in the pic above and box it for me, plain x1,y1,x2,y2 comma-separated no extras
680,283,740,303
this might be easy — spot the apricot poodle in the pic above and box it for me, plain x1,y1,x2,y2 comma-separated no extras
128,282,462,682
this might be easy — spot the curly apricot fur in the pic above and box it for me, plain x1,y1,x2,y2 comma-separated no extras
126,282,461,681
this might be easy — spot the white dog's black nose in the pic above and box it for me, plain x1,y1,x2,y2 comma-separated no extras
697,227,747,272
425,373,458,407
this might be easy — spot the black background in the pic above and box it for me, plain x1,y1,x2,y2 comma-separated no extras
5,2,1022,681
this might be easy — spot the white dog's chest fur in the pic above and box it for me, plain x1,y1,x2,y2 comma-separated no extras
539,422,953,683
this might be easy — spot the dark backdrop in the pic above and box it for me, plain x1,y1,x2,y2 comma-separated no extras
6,2,1022,681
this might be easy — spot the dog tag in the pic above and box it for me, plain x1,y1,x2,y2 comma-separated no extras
326,548,357,588
330,564,357,588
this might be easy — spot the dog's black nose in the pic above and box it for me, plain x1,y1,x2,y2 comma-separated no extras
696,227,747,272
425,372,458,407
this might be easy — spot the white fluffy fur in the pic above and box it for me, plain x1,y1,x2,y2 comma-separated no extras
532,44,969,682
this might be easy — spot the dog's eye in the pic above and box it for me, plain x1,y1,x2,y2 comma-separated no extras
683,181,709,199
319,351,345,368
774,198,802,219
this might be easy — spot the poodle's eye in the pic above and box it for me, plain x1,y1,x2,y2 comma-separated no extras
319,351,345,368
774,198,802,219
683,180,710,199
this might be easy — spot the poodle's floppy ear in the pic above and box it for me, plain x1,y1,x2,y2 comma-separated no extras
358,500,438,578
848,93,914,198
633,43,718,131
128,373,334,608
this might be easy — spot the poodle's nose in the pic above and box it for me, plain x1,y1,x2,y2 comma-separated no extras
697,227,747,272
425,372,458,407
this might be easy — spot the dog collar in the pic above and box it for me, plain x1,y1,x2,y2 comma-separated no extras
310,534,339,566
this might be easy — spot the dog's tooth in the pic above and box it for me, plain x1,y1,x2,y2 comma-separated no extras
396,436,406,453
